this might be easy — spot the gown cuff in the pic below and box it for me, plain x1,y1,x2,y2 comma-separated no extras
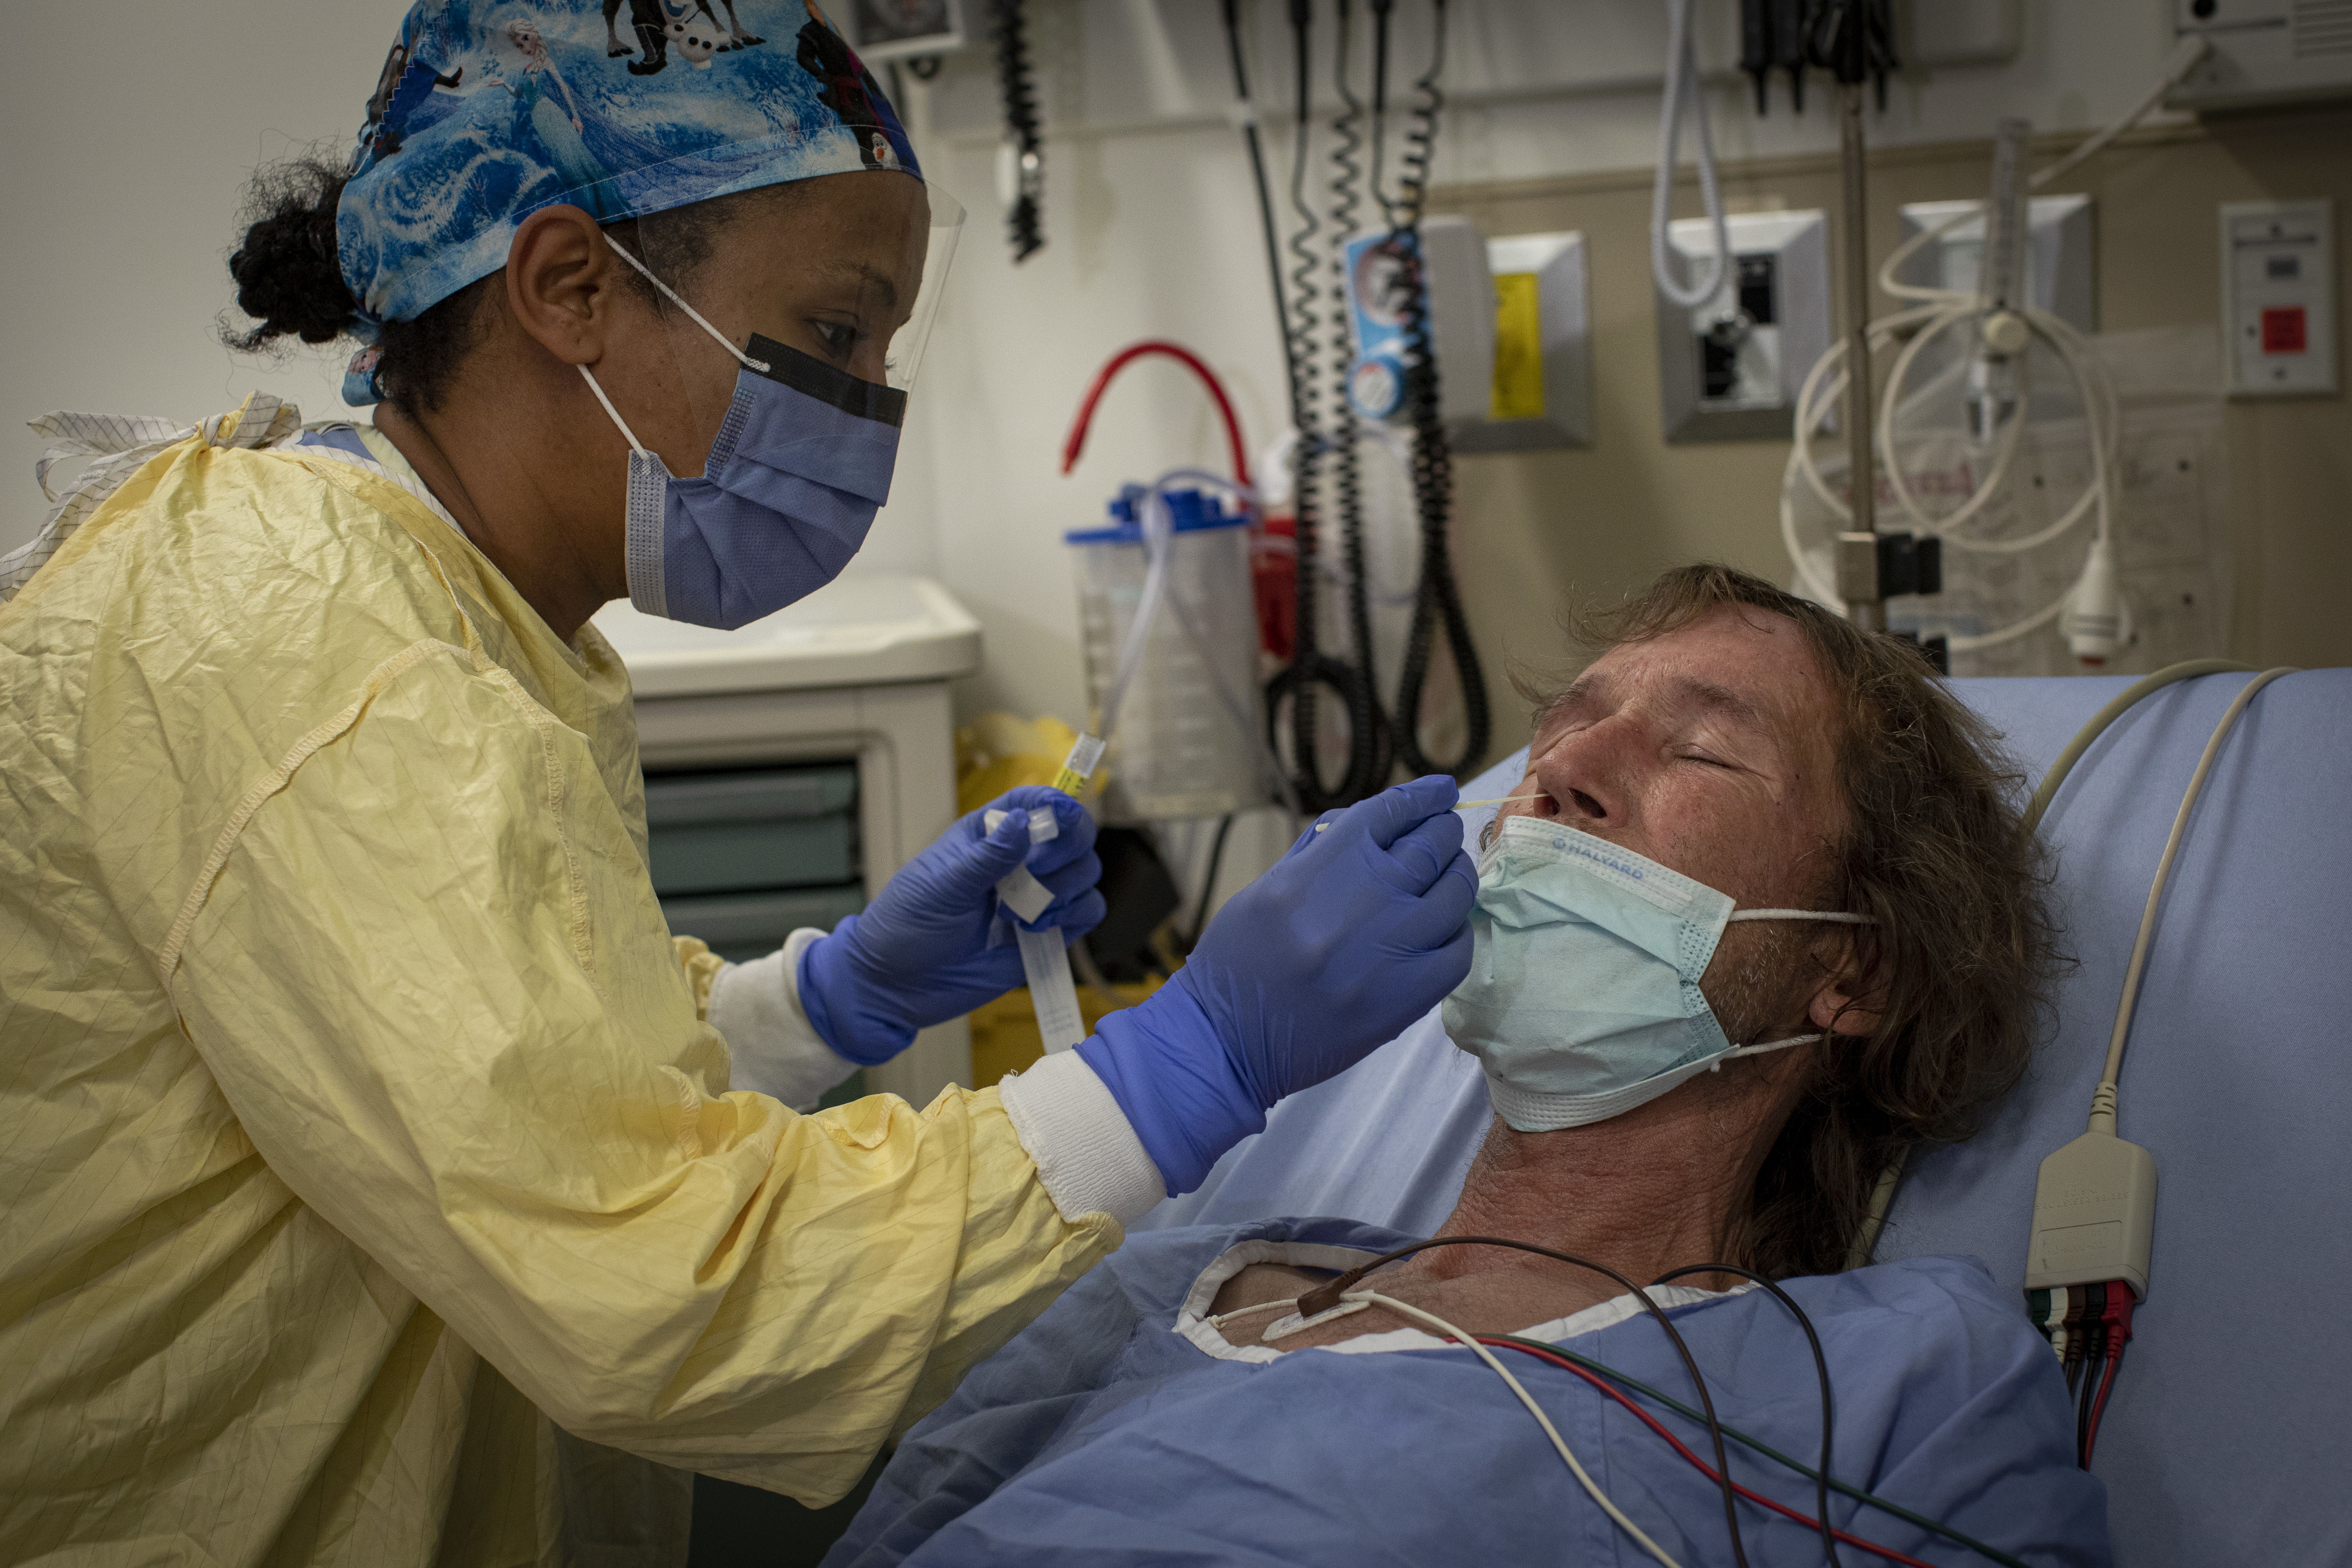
998,1050,1165,1225
708,929,859,1112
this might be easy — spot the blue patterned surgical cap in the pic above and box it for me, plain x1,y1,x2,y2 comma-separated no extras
337,0,918,335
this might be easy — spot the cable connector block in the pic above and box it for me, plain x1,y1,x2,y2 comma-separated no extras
1834,532,1882,605
2023,1129,2156,1300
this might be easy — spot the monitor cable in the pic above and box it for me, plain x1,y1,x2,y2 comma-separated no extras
988,0,1044,261
1324,0,1395,797
1257,0,1385,812
1294,1234,1748,1568
1371,0,1490,778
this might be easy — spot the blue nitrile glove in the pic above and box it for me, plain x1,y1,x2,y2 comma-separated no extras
798,786,1105,1065
1077,774,1477,1193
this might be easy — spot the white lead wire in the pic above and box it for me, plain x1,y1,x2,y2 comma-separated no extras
1354,1290,1688,1568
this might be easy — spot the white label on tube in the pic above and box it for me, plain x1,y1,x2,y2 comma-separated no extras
987,806,1086,1050
984,808,1060,923
1018,925,1087,1052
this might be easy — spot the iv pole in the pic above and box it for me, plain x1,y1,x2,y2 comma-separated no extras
1818,0,1895,630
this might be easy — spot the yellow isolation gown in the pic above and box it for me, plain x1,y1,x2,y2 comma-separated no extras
0,398,1121,1565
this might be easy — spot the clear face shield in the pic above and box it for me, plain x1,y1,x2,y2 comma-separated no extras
630,169,963,409
595,173,963,628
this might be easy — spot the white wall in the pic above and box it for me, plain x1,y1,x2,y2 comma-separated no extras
5,0,2186,625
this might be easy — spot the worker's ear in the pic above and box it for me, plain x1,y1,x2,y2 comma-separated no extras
1804,930,1885,1039
503,204,629,366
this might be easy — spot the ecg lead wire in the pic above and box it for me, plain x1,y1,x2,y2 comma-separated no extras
1354,1290,1689,1568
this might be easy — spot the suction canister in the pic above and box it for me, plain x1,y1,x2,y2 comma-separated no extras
1067,486,1263,823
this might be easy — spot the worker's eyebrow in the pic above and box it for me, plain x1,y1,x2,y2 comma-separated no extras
807,260,901,313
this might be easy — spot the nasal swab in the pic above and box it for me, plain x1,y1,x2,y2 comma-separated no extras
1314,791,1546,830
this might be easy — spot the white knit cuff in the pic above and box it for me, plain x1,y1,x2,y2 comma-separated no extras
707,929,856,1112
998,1050,1166,1225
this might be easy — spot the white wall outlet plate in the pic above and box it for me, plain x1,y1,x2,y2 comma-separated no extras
1454,231,1593,453
2219,199,2337,398
1895,194,2098,333
1657,210,1830,444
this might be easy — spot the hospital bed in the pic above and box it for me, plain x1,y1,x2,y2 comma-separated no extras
1139,669,2351,1568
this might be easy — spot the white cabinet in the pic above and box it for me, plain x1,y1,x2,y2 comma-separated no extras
594,575,983,1107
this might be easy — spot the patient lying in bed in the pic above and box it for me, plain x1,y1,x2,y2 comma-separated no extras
828,567,2111,1567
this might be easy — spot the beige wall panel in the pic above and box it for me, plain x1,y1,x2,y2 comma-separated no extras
1432,104,2352,749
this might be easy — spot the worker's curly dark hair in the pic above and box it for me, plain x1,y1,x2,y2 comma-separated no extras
221,152,731,417
1531,564,2065,1280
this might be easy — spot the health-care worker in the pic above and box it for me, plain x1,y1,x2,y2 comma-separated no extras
0,3,1478,1560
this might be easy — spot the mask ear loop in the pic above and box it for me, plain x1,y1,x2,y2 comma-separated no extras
1712,908,1880,1065
1709,1032,1823,1070
603,235,772,374
578,364,652,454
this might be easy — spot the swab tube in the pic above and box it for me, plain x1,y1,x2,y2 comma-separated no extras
985,806,1088,1053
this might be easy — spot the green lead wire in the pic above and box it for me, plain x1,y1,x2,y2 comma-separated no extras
1487,1334,2033,1568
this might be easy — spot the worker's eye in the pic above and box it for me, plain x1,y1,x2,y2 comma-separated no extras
808,319,858,361
1680,750,1734,769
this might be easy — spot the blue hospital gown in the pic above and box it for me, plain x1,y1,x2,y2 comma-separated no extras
827,1218,2110,1567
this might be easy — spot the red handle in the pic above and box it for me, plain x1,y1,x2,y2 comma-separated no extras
1060,339,1252,489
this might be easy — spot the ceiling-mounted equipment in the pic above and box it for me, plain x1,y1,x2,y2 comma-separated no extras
842,0,969,62
2168,0,2352,112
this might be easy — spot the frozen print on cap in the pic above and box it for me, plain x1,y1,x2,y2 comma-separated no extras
336,0,917,356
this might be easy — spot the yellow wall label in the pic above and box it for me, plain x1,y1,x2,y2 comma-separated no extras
1491,272,1545,421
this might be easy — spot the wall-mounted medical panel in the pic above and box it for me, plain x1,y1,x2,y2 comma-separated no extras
2220,198,2338,397
1657,209,1830,444
1454,231,1593,453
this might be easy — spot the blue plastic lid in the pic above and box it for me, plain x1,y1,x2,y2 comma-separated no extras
1064,485,1248,546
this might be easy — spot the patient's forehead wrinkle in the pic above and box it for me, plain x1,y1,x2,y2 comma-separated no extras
1670,675,1771,732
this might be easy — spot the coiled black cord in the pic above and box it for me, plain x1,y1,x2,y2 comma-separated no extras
991,0,1044,261
1326,0,1393,798
1257,0,1383,813
1379,0,1490,778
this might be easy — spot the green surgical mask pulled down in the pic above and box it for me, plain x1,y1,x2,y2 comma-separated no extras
1442,815,1873,1131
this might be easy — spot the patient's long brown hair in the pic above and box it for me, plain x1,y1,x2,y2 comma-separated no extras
1536,564,2063,1279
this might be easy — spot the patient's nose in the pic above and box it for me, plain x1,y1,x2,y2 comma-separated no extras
1533,727,1627,827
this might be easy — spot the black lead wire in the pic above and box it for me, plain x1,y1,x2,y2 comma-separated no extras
1258,0,1385,812
1221,0,1298,423
1370,0,1490,780
1653,1263,1844,1568
1282,0,1330,813
1296,1235,1750,1568
988,0,1043,262
1327,0,1393,797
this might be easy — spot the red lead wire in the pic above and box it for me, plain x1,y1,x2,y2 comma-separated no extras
1060,340,1253,489
1475,1336,1940,1568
